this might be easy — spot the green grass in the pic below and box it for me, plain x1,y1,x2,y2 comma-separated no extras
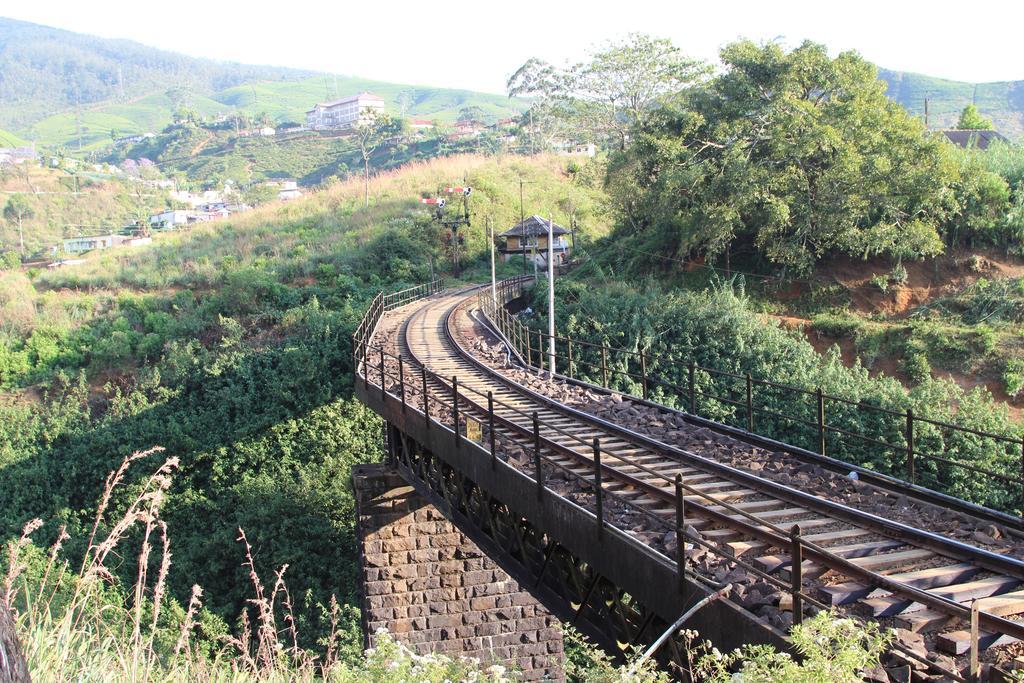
0,128,28,147
0,165,167,254
24,154,609,294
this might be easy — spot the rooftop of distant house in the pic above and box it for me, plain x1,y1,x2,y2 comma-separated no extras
940,129,1010,150
499,215,570,238
310,92,385,109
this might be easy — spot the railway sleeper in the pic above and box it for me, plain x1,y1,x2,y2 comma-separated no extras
897,589,1024,633
937,629,1019,655
756,539,906,573
824,563,983,605
728,528,874,557
776,548,935,582
864,575,1022,618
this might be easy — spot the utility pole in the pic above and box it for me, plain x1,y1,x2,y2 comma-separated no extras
489,217,497,306
516,178,540,276
421,187,471,277
547,214,555,373
529,109,536,155
924,97,930,128
519,178,528,275
570,213,577,254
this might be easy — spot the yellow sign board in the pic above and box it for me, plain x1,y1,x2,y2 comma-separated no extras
465,416,482,444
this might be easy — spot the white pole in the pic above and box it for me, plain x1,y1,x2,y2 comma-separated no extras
489,217,497,306
547,214,555,374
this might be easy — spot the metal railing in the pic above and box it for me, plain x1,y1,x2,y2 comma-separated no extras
478,281,1024,518
349,280,1024,679
352,277,444,381
351,317,1011,681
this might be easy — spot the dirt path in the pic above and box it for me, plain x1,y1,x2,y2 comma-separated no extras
190,131,215,156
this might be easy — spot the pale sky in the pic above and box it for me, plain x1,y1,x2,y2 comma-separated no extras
5,1,1024,94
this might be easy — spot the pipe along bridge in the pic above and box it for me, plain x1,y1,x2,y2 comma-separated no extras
353,277,1024,681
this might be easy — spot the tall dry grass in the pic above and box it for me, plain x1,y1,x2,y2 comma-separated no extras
32,152,611,294
2,446,356,682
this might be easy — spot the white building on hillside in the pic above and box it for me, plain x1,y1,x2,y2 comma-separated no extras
306,93,385,130
149,210,192,229
61,234,152,254
0,146,38,165
265,179,302,201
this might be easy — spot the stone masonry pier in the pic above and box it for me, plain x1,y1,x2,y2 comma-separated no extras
352,464,564,680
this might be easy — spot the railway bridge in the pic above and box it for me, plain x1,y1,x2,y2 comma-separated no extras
352,277,1024,681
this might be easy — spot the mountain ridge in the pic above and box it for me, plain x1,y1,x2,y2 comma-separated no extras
2,16,1021,150
0,16,527,150
878,68,1024,138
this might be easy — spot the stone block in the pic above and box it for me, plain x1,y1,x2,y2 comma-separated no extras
428,614,460,629
382,537,416,553
470,596,497,611
475,621,500,636
463,569,493,586
353,464,563,680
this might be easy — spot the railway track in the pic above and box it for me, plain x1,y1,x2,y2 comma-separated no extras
364,284,1024,677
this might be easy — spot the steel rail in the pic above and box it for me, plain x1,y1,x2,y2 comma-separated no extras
478,286,1024,533
450,290,1024,641
352,283,996,679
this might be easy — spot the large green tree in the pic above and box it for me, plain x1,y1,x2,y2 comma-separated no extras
605,40,1002,276
507,34,709,149
957,104,994,130
352,110,399,207
457,105,486,123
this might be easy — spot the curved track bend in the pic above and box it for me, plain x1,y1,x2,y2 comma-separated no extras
366,284,1024,675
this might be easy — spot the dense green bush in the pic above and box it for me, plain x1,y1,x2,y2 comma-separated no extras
1004,358,1024,398
601,40,1011,278
900,339,932,384
810,313,863,338
697,611,890,683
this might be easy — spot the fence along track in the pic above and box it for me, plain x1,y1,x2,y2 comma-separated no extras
480,279,1024,523
359,281,1024,677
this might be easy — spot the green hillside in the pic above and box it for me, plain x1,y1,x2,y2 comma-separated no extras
0,128,27,146
0,165,168,253
878,68,1024,138
0,16,310,132
1,17,526,151
28,75,526,151
29,91,231,152
213,76,526,125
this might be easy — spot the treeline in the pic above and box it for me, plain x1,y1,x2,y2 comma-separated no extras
0,17,308,130
111,118,509,191
605,41,1024,276
512,37,1024,277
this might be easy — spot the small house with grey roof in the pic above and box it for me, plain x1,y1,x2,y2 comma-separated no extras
498,215,572,266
